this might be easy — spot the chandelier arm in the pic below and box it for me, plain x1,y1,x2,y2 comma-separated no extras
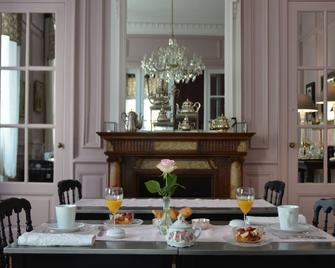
171,0,174,37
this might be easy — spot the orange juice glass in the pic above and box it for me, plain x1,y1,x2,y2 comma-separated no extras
105,187,123,227
236,187,255,225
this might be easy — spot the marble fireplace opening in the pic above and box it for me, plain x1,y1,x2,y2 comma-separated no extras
137,174,214,198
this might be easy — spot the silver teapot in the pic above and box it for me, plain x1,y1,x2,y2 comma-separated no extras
157,107,169,122
178,116,192,131
176,99,201,113
121,111,143,132
209,114,236,131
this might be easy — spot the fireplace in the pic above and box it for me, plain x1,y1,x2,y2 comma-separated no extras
135,160,216,198
98,131,254,198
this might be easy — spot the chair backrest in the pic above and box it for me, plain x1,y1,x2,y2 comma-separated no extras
263,180,285,206
57,179,82,204
312,198,335,236
0,197,33,268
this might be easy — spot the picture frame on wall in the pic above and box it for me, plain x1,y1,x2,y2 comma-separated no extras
33,80,44,113
305,81,315,104
305,81,316,124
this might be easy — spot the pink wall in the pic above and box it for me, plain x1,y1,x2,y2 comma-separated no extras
73,0,281,199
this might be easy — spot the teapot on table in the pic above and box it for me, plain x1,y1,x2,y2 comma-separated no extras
176,99,201,114
166,215,201,248
121,111,143,132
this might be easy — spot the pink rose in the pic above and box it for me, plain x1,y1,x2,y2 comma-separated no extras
156,159,177,174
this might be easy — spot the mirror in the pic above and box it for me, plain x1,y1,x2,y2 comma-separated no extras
109,0,240,131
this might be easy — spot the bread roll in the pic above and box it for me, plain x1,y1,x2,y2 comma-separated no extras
178,207,193,218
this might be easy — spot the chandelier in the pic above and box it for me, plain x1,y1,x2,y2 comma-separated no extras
141,0,205,84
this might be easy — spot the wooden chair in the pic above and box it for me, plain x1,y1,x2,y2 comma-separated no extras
57,179,82,204
312,198,335,236
0,198,33,268
263,180,285,206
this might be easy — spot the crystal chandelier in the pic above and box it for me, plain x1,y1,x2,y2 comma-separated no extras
141,0,205,84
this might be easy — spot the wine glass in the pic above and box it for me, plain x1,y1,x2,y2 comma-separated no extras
105,187,125,238
236,187,255,225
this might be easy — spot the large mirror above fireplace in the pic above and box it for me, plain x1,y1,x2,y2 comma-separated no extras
109,0,241,131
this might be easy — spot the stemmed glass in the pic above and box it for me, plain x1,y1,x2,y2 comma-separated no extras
236,187,255,225
105,187,125,238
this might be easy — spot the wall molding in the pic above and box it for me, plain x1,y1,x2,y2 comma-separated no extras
81,0,103,148
127,21,224,36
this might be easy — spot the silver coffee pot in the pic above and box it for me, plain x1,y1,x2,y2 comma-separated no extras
121,111,143,132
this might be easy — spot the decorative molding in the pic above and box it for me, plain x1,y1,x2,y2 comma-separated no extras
81,0,103,149
127,21,224,36
247,0,270,149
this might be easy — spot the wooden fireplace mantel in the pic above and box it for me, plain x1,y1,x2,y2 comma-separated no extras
97,131,254,198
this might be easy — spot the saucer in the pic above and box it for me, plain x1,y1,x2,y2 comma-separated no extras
47,222,85,233
226,237,272,247
269,223,310,233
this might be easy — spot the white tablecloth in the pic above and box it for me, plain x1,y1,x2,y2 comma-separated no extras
96,224,335,243
76,198,275,208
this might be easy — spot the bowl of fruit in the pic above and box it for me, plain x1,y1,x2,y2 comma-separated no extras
110,212,134,225
233,226,263,243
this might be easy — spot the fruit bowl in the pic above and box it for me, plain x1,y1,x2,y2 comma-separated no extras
109,212,134,224
233,226,263,243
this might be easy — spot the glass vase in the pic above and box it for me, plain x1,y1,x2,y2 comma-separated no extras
158,196,172,235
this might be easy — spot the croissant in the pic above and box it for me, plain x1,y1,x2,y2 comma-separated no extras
168,208,178,221
152,208,178,221
178,207,193,219
152,210,163,219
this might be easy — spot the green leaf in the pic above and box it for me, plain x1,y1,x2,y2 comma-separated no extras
144,180,162,194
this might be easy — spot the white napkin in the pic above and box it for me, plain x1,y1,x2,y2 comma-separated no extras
18,224,99,246
247,214,307,225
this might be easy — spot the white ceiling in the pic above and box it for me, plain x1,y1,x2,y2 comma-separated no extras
127,0,225,36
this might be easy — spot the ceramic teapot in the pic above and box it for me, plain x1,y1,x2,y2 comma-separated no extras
209,114,235,131
121,111,143,132
166,215,201,248
176,99,201,113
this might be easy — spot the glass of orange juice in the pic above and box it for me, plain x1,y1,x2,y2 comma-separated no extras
236,187,255,226
105,187,123,228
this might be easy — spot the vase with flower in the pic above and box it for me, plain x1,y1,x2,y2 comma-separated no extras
144,159,185,235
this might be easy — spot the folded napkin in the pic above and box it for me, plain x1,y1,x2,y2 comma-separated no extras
247,214,307,225
18,224,99,246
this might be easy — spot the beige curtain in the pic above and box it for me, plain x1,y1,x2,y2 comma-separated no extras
1,13,22,45
126,74,136,98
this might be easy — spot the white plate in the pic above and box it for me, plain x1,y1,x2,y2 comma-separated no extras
269,223,310,233
104,218,143,227
226,237,272,247
47,222,85,233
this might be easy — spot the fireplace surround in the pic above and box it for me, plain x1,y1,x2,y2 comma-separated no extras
98,131,254,198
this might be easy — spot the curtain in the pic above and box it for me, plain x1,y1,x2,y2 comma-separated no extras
0,35,19,180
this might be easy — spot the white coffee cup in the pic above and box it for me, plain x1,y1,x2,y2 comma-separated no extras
55,204,76,229
277,205,299,230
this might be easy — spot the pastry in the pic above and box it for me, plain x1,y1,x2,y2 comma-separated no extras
234,226,262,242
168,208,178,221
152,208,178,221
178,207,193,218
113,212,133,224
152,210,163,219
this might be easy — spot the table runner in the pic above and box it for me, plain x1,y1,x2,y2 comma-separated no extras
77,198,275,208
96,224,335,243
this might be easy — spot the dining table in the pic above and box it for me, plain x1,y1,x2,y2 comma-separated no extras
4,220,335,268
75,198,278,221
